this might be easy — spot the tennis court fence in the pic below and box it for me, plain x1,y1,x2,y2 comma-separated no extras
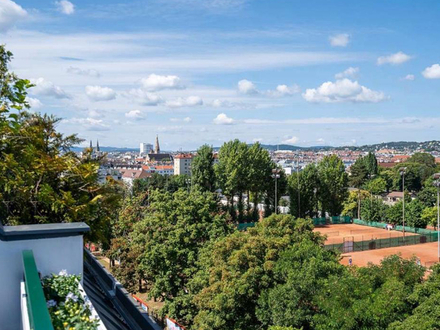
325,227,439,253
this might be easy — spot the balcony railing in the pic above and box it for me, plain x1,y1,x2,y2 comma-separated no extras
22,250,54,330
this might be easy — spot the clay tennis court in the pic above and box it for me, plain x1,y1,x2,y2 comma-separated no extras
340,242,440,267
314,223,418,245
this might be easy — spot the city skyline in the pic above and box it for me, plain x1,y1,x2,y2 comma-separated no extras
2,0,440,149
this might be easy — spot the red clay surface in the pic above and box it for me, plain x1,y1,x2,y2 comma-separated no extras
340,242,440,267
314,223,417,245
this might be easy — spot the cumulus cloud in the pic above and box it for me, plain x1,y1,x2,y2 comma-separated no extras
125,110,145,120
25,97,43,109
124,88,162,106
422,64,440,79
267,84,300,97
0,0,27,32
302,78,387,103
31,78,71,99
213,113,234,125
140,74,184,91
62,117,110,131
403,74,415,81
165,96,203,108
377,51,412,65
238,79,258,95
85,85,116,101
67,66,100,77
282,136,299,145
329,34,350,47
335,67,359,79
55,0,75,15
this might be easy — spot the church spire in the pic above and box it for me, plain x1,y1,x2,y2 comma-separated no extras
96,140,100,152
90,140,93,149
155,135,160,154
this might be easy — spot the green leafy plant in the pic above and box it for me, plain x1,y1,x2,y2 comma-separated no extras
42,271,99,330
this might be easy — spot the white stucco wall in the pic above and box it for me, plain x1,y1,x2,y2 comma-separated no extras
0,235,84,330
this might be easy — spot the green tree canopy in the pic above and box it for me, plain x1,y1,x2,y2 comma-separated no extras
191,144,216,192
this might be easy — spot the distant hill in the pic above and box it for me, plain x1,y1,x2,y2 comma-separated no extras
72,140,440,153
336,140,440,152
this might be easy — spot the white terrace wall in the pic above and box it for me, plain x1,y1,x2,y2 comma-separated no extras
0,227,86,329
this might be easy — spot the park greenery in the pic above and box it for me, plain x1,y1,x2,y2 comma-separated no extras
4,44,440,329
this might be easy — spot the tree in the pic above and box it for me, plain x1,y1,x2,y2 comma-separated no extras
288,163,319,218
418,185,437,207
360,195,389,222
408,152,436,169
0,45,120,241
386,201,404,225
364,151,379,177
264,164,287,218
215,140,250,222
349,158,368,188
132,188,232,326
191,144,216,192
191,215,332,330
317,155,349,216
247,142,273,221
421,206,439,229
341,190,370,218
406,199,427,228
365,177,387,195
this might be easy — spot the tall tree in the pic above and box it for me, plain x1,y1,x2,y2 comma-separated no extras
215,140,250,222
191,144,216,192
317,155,349,216
288,163,319,218
364,151,379,177
247,142,273,221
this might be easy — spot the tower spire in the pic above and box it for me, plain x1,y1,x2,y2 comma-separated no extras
97,139,100,152
155,135,160,154
90,140,93,149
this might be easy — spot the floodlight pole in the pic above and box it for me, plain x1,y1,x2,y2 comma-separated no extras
297,155,301,217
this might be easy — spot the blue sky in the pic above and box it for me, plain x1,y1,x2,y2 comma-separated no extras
2,0,440,150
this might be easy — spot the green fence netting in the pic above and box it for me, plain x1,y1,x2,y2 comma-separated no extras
326,218,439,253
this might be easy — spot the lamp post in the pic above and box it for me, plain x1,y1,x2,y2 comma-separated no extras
272,169,281,214
399,167,407,240
433,173,440,262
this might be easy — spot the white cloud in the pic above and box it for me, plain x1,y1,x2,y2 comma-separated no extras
55,0,75,15
165,96,203,108
422,64,440,79
140,74,184,91
170,117,192,123
302,78,387,103
403,74,415,81
124,88,162,106
317,138,325,143
253,138,263,142
335,67,359,79
125,110,145,120
238,79,258,95
267,84,300,97
62,117,110,131
31,78,70,99
0,0,27,32
25,97,43,109
85,85,116,101
213,113,234,125
377,51,412,65
282,136,299,145
67,66,100,77
329,33,350,47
